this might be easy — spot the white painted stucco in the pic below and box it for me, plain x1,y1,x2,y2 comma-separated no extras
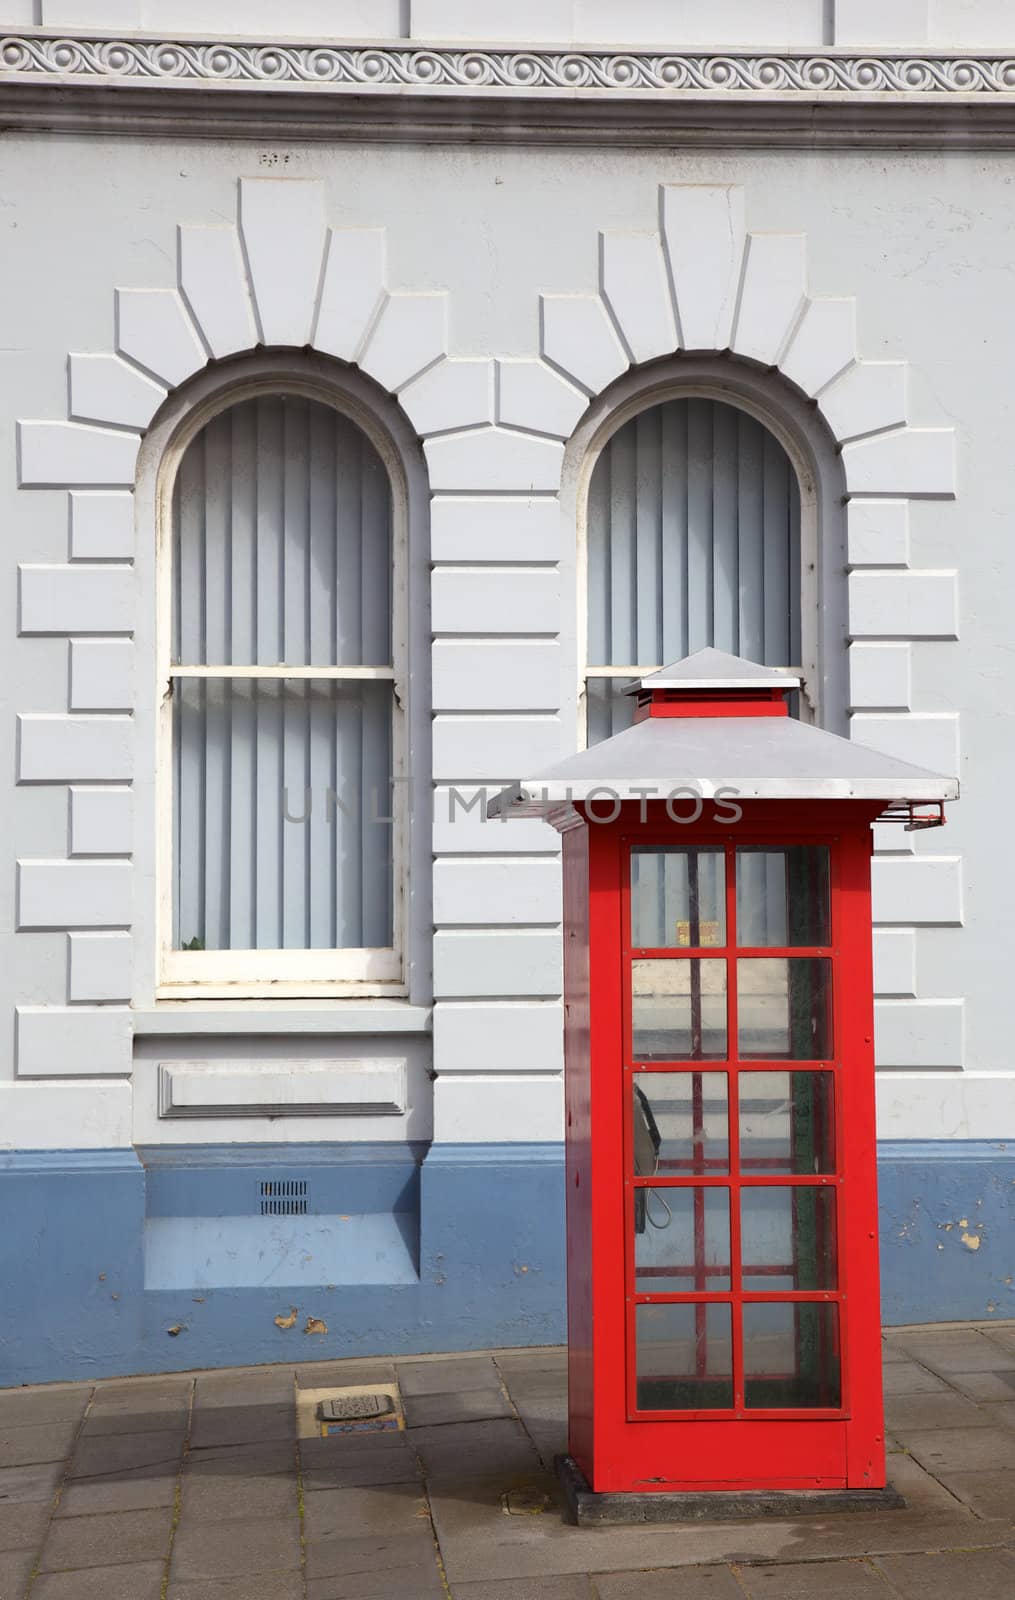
2,11,1013,1157
5,2,1015,49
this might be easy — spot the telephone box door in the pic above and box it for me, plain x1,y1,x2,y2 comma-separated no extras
582,809,885,1492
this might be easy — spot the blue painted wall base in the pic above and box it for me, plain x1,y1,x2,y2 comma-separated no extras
0,1143,566,1386
877,1141,1015,1325
0,1140,1011,1385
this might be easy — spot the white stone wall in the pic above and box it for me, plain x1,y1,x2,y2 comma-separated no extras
4,1,1015,47
3,132,1008,1154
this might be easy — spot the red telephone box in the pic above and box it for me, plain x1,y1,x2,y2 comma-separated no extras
492,649,956,1506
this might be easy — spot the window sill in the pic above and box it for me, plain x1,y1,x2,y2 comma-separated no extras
132,1003,432,1037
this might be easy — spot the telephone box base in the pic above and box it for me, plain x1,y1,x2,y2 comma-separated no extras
555,1456,906,1526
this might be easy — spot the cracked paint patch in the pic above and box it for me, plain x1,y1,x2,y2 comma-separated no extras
936,1215,987,1250
304,1316,327,1335
274,1306,298,1330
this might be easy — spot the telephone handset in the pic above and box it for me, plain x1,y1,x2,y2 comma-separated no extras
633,1085,671,1234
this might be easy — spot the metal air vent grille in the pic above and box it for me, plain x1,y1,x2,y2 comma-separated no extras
260,1179,308,1216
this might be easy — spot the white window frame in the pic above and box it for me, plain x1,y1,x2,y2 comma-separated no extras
154,376,408,1000
574,382,821,748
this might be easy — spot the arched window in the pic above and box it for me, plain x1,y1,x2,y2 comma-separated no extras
584,397,803,742
159,391,402,995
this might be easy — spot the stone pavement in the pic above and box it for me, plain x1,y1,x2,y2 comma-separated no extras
2,1322,1015,1599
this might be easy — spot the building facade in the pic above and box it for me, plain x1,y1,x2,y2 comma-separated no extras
0,1,1011,1384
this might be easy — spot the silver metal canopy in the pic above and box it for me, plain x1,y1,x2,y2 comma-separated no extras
631,648,801,693
488,649,958,818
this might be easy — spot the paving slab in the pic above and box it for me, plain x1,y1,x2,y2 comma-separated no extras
0,1499,50,1552
0,1549,35,1600
937,1468,1015,1519
168,1571,306,1600
980,1327,1015,1358
183,1438,296,1478
881,1362,953,1396
397,1357,501,1397
594,1567,744,1598
982,1400,1015,1429
411,1418,543,1482
432,1475,1003,1586
879,1345,909,1364
0,1460,62,1504
454,1578,597,1599
0,1421,77,1469
187,1401,296,1450
889,1332,1015,1374
302,1481,431,1542
747,1502,1007,1563
502,1395,566,1420
301,1446,422,1493
170,1513,301,1582
82,1395,191,1436
299,1430,411,1467
938,1368,1015,1400
876,1548,1015,1598
192,1377,295,1412
512,1394,566,1429
523,1419,570,1469
38,1505,173,1571
178,1468,299,1522
507,1374,571,1406
55,1465,178,1517
881,1447,970,1511
495,1349,569,1372
68,1427,185,1479
304,1526,440,1583
193,1366,295,1395
0,1388,91,1428
734,1558,892,1597
307,1561,447,1598
904,1424,1015,1473
92,1376,194,1400
404,1388,513,1427
2,1328,1015,1599
432,1499,792,1585
31,1560,166,1599
884,1390,989,1434
296,1360,398,1388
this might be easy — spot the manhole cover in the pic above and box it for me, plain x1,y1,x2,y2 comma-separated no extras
320,1392,394,1421
316,1390,401,1435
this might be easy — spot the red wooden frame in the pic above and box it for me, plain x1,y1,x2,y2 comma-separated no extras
564,800,886,1493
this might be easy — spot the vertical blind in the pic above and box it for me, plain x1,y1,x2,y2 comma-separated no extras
171,395,394,952
586,398,801,742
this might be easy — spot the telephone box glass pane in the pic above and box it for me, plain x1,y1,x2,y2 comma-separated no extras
736,958,832,1058
743,1303,841,1409
636,1303,733,1411
633,959,727,1060
740,1187,837,1290
634,1187,731,1292
739,1071,836,1174
633,1073,729,1175
735,847,831,948
631,848,725,948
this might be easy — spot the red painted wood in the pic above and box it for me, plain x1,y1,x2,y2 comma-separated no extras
562,822,594,1477
646,698,787,718
561,797,887,1494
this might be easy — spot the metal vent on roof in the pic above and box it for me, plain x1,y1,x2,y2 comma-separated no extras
260,1179,308,1216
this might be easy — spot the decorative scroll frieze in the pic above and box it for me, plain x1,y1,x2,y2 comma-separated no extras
2,36,1015,99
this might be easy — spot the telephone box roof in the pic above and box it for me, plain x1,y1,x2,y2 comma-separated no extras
633,648,801,693
488,649,958,816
